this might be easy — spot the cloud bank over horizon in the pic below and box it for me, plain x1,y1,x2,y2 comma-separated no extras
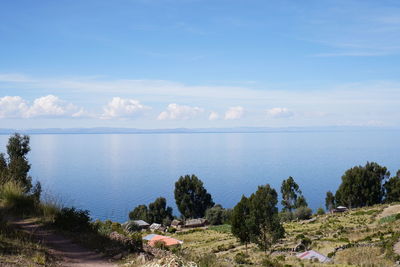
1,74,400,129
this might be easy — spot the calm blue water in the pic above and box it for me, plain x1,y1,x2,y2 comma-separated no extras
0,131,399,222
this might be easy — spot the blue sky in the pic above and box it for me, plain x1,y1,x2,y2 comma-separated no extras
1,0,400,128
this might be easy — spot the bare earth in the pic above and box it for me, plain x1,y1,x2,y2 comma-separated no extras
11,218,116,267
377,204,400,219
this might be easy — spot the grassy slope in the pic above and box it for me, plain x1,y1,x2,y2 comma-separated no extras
169,203,400,266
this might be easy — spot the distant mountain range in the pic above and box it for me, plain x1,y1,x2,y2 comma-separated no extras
0,126,398,135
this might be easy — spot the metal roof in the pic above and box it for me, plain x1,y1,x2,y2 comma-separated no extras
297,250,331,263
133,220,150,226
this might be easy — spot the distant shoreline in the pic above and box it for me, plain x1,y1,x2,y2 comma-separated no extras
0,126,398,135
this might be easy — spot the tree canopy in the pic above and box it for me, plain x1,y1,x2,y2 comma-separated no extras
231,196,252,250
232,185,284,252
249,184,285,251
335,162,390,208
148,197,173,224
280,176,308,212
205,204,230,225
325,191,335,211
384,170,400,203
174,174,214,218
129,204,150,222
129,197,173,224
0,133,33,193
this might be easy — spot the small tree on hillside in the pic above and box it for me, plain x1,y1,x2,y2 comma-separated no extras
174,174,214,218
231,195,253,251
250,184,285,252
295,195,308,208
205,204,227,225
129,204,150,222
281,176,301,212
148,197,173,224
384,170,400,203
335,162,390,208
325,191,335,211
2,134,33,192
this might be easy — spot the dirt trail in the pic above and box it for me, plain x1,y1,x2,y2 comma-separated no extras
11,218,117,267
377,204,400,219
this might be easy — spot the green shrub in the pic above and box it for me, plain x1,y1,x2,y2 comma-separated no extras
123,220,142,232
295,234,305,240
93,220,124,236
205,205,231,225
234,252,251,264
0,181,37,216
209,224,231,233
294,207,312,220
352,209,379,216
54,207,92,232
379,213,400,224
262,256,282,267
197,253,218,267
129,232,143,250
316,207,325,215
168,227,177,233
279,211,294,222
39,195,62,222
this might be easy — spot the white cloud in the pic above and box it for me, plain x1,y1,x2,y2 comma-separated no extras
266,107,294,118
26,95,76,118
0,95,82,118
224,106,244,120
101,97,150,119
72,108,93,118
208,111,219,121
0,96,29,118
2,74,400,127
158,103,203,120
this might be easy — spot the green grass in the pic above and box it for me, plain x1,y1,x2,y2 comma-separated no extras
379,213,400,224
209,224,231,233
0,181,37,217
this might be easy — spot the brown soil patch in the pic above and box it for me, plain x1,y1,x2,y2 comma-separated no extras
377,204,400,219
11,218,116,267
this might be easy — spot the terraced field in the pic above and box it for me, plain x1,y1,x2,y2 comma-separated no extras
167,203,400,266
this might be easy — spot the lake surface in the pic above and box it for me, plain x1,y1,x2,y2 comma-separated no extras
0,130,399,222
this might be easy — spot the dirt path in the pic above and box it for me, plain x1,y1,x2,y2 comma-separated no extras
11,218,117,267
377,204,400,219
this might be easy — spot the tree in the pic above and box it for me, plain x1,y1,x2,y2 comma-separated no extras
174,174,214,218
0,153,7,182
148,197,173,224
129,204,150,222
231,196,253,251
295,195,308,208
316,207,325,215
325,191,335,211
205,204,229,225
249,185,285,252
293,206,312,220
384,170,400,203
5,134,32,192
335,162,390,208
281,176,308,212
280,176,301,212
129,198,173,224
